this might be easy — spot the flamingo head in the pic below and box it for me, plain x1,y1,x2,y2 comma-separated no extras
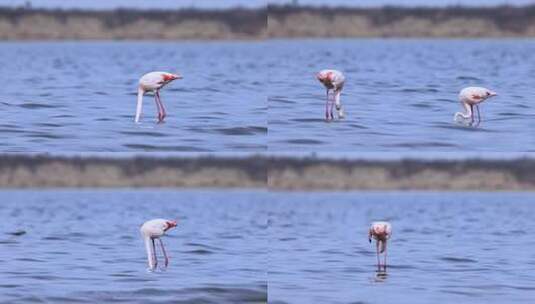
485,90,497,98
164,220,177,231
163,73,183,82
316,71,332,84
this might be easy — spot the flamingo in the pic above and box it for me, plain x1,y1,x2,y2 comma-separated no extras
368,221,392,270
140,219,177,271
454,87,497,127
316,69,345,121
135,71,183,123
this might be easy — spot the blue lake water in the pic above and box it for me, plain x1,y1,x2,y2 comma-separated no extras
2,40,535,152
268,39,535,151
0,189,267,303
268,191,535,304
0,42,267,152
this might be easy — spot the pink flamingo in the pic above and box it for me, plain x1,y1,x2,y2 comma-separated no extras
368,221,392,270
136,71,183,123
454,87,497,127
316,69,345,121
140,219,177,271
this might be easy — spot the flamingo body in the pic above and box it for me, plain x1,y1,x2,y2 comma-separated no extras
316,69,345,121
135,71,182,123
140,218,177,271
368,221,392,270
454,86,497,127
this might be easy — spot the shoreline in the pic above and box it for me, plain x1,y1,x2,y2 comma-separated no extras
268,5,535,38
1,155,535,190
2,5,535,40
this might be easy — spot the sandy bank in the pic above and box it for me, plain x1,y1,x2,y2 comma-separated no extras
0,155,534,190
268,5,535,38
0,7,266,40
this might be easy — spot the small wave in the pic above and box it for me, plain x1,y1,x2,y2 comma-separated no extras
120,131,168,137
15,257,44,262
34,123,62,128
440,256,477,263
123,144,211,152
279,237,297,241
457,76,482,81
42,236,65,241
215,126,266,136
27,132,71,139
0,284,21,288
269,96,296,104
284,139,324,145
401,88,439,93
183,249,214,255
291,118,326,123
384,142,458,148
410,102,432,108
19,102,60,109
347,124,367,129
183,242,222,251
6,230,26,236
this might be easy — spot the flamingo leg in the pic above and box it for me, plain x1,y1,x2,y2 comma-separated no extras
329,97,335,120
325,89,331,121
376,240,381,270
151,239,158,269
475,105,481,127
155,90,167,122
469,105,475,126
154,93,163,121
383,242,387,271
158,238,169,268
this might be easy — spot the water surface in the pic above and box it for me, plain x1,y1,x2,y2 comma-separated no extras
0,189,267,303
268,39,535,151
0,41,267,151
269,191,535,304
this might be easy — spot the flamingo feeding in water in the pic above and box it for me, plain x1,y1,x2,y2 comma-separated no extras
368,221,392,270
135,71,183,123
316,69,345,121
140,219,177,271
454,87,497,127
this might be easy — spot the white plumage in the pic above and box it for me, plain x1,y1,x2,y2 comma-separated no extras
454,86,497,127
368,221,392,270
140,218,177,271
135,71,183,123
317,69,346,121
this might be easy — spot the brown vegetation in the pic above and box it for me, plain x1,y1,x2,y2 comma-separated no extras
268,5,535,38
0,7,266,40
0,155,266,188
1,155,535,190
269,157,535,190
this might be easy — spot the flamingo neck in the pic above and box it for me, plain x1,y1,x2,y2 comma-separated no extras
144,236,154,270
454,101,472,121
135,87,144,123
